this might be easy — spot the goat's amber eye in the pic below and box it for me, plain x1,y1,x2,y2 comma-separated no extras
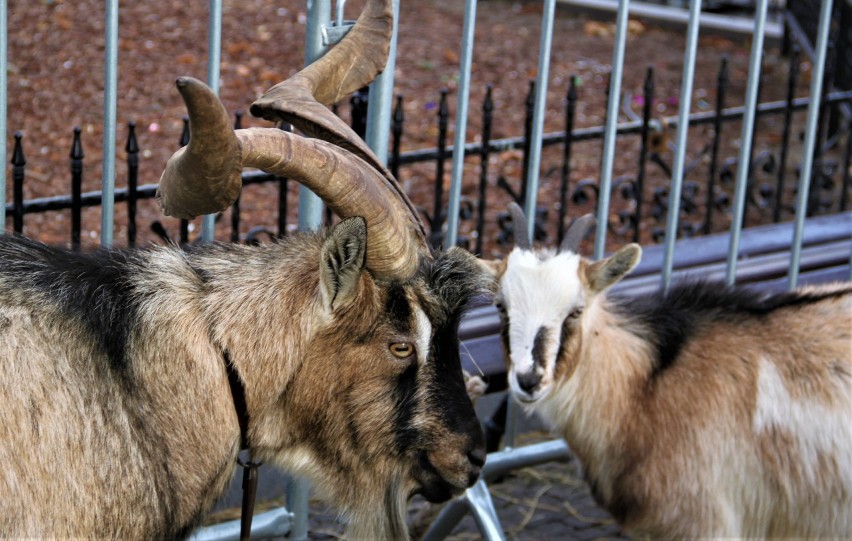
389,342,415,359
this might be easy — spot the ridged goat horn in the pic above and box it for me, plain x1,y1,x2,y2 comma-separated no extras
250,0,422,234
156,0,428,281
559,214,596,254
507,202,532,251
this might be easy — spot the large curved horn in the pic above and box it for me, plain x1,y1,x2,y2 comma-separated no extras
250,0,390,169
157,78,425,281
157,78,242,216
507,202,532,251
248,0,421,228
559,214,596,254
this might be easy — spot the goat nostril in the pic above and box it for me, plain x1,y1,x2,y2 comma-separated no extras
467,447,486,468
517,372,541,394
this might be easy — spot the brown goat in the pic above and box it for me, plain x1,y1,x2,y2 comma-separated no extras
488,203,852,539
0,2,491,538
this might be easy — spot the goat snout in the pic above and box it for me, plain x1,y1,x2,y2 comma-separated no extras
415,435,485,503
516,371,542,395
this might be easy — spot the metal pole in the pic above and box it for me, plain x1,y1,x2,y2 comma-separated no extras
0,0,6,233
299,0,330,231
660,0,703,289
466,480,506,541
364,0,399,166
522,0,556,239
101,0,118,247
724,0,770,285
335,0,346,26
201,0,222,242
788,0,834,289
594,0,630,260
445,0,477,248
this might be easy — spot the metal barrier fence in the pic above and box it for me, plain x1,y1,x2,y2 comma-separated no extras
6,62,851,254
1,0,849,540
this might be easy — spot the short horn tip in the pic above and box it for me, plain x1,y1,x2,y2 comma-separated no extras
174,76,208,93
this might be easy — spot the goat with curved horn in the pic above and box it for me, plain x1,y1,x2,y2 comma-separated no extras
2,1,493,538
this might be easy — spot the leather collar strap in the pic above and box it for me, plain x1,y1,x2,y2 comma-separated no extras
223,351,262,541
224,350,250,450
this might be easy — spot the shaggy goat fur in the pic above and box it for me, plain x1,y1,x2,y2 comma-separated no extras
492,242,852,539
0,222,491,539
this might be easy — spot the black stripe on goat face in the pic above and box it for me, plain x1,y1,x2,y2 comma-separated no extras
393,253,488,503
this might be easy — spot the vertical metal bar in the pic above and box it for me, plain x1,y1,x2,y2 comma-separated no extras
390,94,404,181
522,0,556,239
126,122,139,247
635,67,654,243
276,122,291,237
70,127,84,251
231,112,243,243
521,80,535,206
286,473,309,541
350,88,369,138
808,41,833,217
431,90,449,248
101,0,119,247
299,0,330,232
0,0,6,233
445,0,477,248
724,0,769,286
11,131,23,234
660,0,703,290
705,57,727,234
774,46,799,223
201,0,223,242
230,195,241,243
789,0,834,289
179,117,190,245
335,0,347,26
557,77,578,246
593,0,630,259
475,86,493,256
364,0,398,166
840,122,851,212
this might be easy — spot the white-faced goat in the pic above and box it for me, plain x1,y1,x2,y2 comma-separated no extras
0,2,491,538
488,203,852,539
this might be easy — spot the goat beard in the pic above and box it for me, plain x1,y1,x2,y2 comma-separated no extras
342,474,411,540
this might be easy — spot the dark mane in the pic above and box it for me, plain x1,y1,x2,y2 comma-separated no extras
612,279,850,377
0,234,143,372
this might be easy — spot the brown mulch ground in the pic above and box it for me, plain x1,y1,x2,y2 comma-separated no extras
7,0,814,255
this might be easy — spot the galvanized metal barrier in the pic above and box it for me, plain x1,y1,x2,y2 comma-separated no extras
1,0,847,539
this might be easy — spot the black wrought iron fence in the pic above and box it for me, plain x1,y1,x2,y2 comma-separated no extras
5,47,852,255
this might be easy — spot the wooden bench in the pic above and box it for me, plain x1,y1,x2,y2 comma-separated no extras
459,211,852,391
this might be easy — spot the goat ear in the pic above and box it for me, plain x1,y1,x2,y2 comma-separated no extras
320,217,367,311
584,243,642,293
